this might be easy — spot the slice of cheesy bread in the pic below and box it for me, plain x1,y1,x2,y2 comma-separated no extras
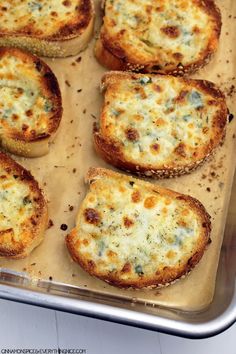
95,0,221,74
0,152,48,259
66,167,211,289
0,0,95,57
0,47,62,157
94,72,228,178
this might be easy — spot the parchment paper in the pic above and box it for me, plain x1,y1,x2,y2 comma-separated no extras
0,0,235,311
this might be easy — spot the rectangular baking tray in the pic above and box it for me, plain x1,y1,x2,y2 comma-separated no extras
0,174,234,338
0,0,235,338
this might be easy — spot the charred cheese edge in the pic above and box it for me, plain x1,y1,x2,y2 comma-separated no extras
66,168,211,289
0,47,62,157
94,72,228,178
95,0,221,74
0,0,95,57
0,152,48,258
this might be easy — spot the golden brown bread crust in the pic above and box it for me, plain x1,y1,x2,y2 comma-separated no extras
95,0,221,75
94,72,228,178
0,152,48,258
66,167,211,289
0,0,95,57
0,47,62,157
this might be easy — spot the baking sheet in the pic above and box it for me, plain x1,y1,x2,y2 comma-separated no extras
0,0,235,311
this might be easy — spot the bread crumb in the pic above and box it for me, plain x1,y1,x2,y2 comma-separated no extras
48,219,54,229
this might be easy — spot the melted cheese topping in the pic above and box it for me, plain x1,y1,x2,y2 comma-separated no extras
104,0,219,67
0,0,83,38
0,168,35,241
101,75,221,166
76,174,203,280
0,53,55,140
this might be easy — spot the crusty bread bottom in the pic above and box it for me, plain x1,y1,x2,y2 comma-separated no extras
95,37,216,75
0,16,95,58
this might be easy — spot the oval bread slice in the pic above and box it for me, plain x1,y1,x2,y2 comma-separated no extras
66,168,211,289
0,152,48,259
94,72,228,178
0,47,62,157
95,0,221,74
0,0,95,57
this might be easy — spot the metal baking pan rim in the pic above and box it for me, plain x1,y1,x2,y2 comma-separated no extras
0,281,235,339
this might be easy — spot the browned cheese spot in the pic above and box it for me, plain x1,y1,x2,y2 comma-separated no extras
119,29,126,35
174,143,186,157
153,84,162,92
155,118,166,126
62,0,71,6
208,100,218,106
107,250,117,259
144,196,157,209
22,123,29,131
25,109,33,117
193,26,201,34
161,26,180,38
82,239,89,246
166,250,176,259
131,190,141,203
202,127,209,134
177,219,187,227
121,262,131,273
123,216,134,228
146,5,152,14
173,52,184,61
150,143,160,154
84,208,100,225
174,90,188,103
125,127,139,141
155,6,164,12
134,86,147,99
12,114,19,121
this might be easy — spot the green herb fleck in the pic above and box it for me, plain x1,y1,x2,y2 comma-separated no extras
44,101,53,112
98,240,105,257
111,108,121,117
139,77,152,85
28,1,42,11
188,91,203,109
135,265,144,275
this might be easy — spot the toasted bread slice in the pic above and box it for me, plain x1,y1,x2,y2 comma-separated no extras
94,72,228,178
95,0,221,74
66,167,211,289
0,152,48,259
0,47,62,157
0,0,95,57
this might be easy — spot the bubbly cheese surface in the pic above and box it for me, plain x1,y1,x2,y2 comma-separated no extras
101,74,222,167
0,167,36,241
0,0,84,38
104,0,219,67
0,53,55,141
75,174,204,281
